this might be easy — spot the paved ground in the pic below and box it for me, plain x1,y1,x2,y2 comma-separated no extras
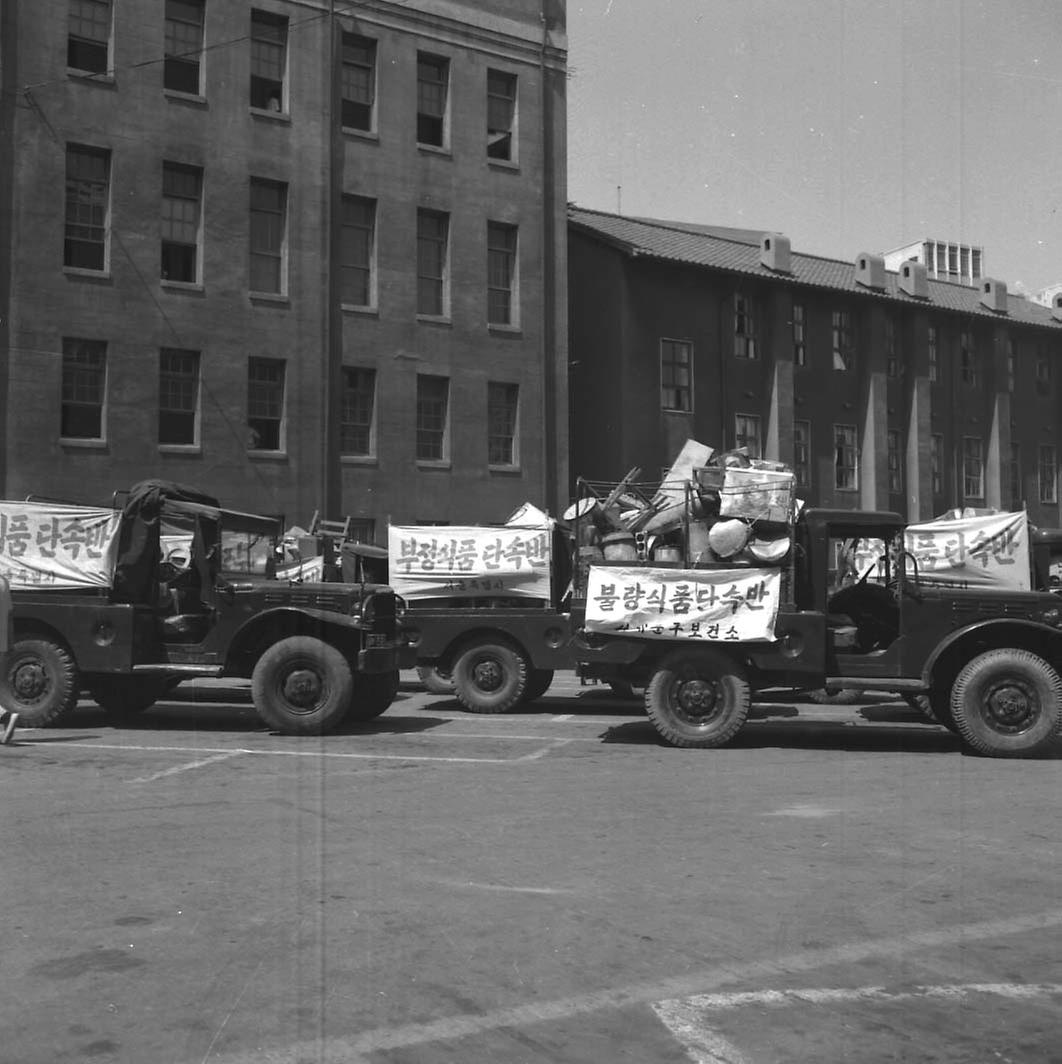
3,675,1061,1063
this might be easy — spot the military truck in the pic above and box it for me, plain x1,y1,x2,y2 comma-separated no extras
0,480,413,734
573,506,1062,758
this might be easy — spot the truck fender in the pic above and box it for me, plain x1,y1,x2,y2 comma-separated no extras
225,606,364,666
921,617,1062,687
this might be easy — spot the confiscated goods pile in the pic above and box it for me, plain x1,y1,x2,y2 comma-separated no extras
564,438,797,572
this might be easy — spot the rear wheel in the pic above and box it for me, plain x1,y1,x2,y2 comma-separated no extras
348,670,399,721
522,669,554,703
950,649,1062,757
0,637,79,727
251,637,354,735
644,648,750,748
416,665,455,696
451,640,529,714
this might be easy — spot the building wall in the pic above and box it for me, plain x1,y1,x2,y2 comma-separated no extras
568,227,1062,529
1,0,568,533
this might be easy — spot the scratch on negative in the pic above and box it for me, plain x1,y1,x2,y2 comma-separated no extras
200,958,265,1064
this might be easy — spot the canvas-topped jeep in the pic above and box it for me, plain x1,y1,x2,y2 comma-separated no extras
0,480,414,734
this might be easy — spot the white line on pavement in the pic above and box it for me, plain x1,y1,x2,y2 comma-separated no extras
130,751,243,783
205,906,1062,1064
651,1000,751,1064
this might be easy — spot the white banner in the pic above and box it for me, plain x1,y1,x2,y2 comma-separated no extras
0,502,121,589
584,565,781,642
904,510,1030,590
388,524,552,601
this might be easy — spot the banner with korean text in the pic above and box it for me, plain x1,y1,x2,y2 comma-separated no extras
903,510,1029,591
388,525,552,601
584,566,781,642
0,502,121,589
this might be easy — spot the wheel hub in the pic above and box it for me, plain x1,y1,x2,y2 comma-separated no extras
676,677,719,719
12,662,47,702
283,668,323,709
472,660,503,692
985,681,1035,733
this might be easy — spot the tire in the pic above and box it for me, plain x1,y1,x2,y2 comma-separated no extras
0,637,79,727
923,687,959,733
348,670,399,722
644,648,750,748
87,675,172,716
451,640,529,714
808,687,865,705
522,668,554,703
950,649,1062,758
251,637,354,735
416,665,455,696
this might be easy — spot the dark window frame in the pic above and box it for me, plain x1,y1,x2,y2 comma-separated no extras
487,68,517,161
249,177,287,294
158,347,200,446
487,381,519,466
161,161,202,283
416,52,449,147
164,0,204,94
416,209,448,317
61,337,107,440
660,338,692,412
340,33,376,131
416,374,449,461
65,143,110,271
487,221,517,326
247,356,285,452
340,366,376,456
68,0,111,75
250,8,287,112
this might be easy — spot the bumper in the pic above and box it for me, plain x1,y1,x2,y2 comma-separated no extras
357,642,418,673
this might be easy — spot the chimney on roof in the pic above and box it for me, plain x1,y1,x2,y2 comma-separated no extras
980,277,1008,313
898,260,929,299
855,252,885,291
760,233,791,273
1052,293,1062,323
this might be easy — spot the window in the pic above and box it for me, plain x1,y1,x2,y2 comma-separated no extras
68,0,111,74
416,53,448,147
734,414,761,459
1010,442,1022,510
158,348,199,445
339,195,375,307
65,144,110,271
885,314,898,378
416,374,449,461
928,325,938,383
832,309,852,371
487,221,518,326
963,437,984,499
250,9,287,111
931,434,944,496
734,293,757,359
249,178,287,294
792,303,806,367
1007,339,1015,393
161,162,202,283
61,338,106,439
341,33,375,131
487,69,517,160
348,518,376,544
660,339,691,412
340,367,375,456
960,330,978,387
887,428,903,493
1040,445,1058,505
793,420,811,489
487,382,519,466
1036,352,1052,397
416,209,448,317
834,424,858,490
247,357,285,451
164,0,204,94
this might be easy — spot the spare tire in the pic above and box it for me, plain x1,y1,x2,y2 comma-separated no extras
416,665,455,695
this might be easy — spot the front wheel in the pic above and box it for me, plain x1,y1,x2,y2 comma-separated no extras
451,640,529,713
348,670,399,722
644,648,750,748
251,637,354,735
950,649,1062,757
0,637,79,727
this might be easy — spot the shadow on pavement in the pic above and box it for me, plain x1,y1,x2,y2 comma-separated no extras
600,717,962,754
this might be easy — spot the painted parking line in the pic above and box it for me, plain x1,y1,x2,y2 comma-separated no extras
130,750,243,783
651,984,1062,1064
206,906,1062,1064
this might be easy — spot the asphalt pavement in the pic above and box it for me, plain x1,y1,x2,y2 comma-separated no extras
3,676,1060,1064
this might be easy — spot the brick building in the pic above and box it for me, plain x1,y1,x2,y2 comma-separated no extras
0,0,568,534
568,208,1062,528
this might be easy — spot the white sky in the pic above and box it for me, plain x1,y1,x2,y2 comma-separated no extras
566,0,1062,294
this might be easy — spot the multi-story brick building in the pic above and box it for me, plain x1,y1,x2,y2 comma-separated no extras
0,0,568,534
568,207,1062,528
